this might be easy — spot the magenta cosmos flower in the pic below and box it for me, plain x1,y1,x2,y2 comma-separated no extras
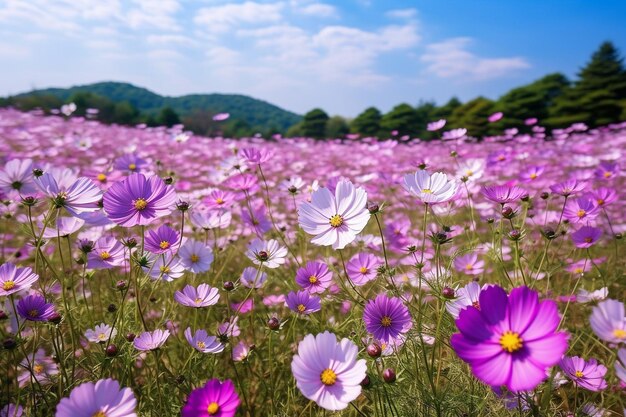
144,224,179,254
291,332,366,411
346,252,381,286
450,285,568,392
133,329,170,351
0,262,38,297
35,173,102,216
571,226,602,248
453,253,485,276
103,173,176,227
403,170,458,204
427,119,446,131
482,184,526,205
589,299,626,344
286,290,321,315
298,180,370,250
363,294,412,344
295,261,333,294
55,378,137,417
17,294,56,322
563,196,600,224
87,237,125,270
0,158,35,196
174,284,220,308
181,378,240,417
559,356,607,391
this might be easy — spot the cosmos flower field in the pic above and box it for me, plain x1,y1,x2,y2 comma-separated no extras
0,107,625,416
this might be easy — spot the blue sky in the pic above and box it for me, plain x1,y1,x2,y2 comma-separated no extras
0,0,624,116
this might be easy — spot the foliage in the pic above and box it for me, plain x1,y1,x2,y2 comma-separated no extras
301,108,329,139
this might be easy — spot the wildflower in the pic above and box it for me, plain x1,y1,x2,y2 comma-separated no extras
55,378,137,417
295,261,333,294
240,147,274,164
519,166,545,183
291,332,366,411
113,153,147,174
404,170,458,204
345,252,381,286
0,404,23,417
0,262,38,297
488,112,503,122
179,240,214,273
245,238,287,269
563,197,600,224
42,216,85,238
594,161,619,180
103,173,176,227
232,341,250,362
18,348,58,387
615,348,626,384
181,378,240,417
363,294,412,343
286,290,321,315
589,299,626,344
298,180,370,250
239,267,267,289
85,323,117,344
144,254,185,282
450,285,568,392
442,128,467,141
241,204,272,236
571,226,602,248
174,284,220,308
16,294,56,322
587,187,617,207
482,184,526,205
87,237,125,270
445,281,486,319
35,173,102,216
427,119,446,131
0,158,36,196
190,209,232,230
559,356,607,391
453,253,485,275
202,190,236,210
133,329,170,351
144,224,179,254
184,328,224,354
550,179,587,197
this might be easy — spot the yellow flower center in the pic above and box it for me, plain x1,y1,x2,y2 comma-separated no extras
614,329,626,339
216,198,224,205
92,412,106,417
159,266,170,273
308,275,318,284
197,341,206,349
159,241,170,250
134,198,148,210
100,251,111,260
98,333,107,341
465,263,473,270
603,171,611,178
329,214,344,228
422,188,433,194
359,267,368,274
97,173,107,182
576,209,586,218
194,298,202,304
29,309,39,318
207,402,220,415
584,237,593,243
381,316,392,327
597,199,605,206
33,364,44,374
574,267,584,274
320,368,337,386
2,281,15,291
128,163,137,171
190,254,199,263
465,170,473,176
529,173,537,180
499,331,523,353
472,301,481,310
297,304,306,313
575,370,584,378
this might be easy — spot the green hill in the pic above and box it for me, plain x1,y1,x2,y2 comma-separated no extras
12,81,302,131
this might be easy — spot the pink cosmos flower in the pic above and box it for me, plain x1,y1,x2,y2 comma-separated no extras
174,284,220,308
453,253,485,275
35,173,102,216
0,262,38,297
345,252,381,286
559,356,607,391
563,197,600,224
403,170,458,204
427,119,446,131
56,378,137,417
571,226,602,248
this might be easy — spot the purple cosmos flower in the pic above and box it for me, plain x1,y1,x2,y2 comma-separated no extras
0,404,23,417
594,161,619,180
241,204,272,237
589,299,626,344
85,323,117,343
576,287,608,303
588,187,617,207
103,173,176,227
559,356,607,391
202,190,237,210
190,209,232,230
488,111,504,122
87,237,125,270
213,112,230,121
298,180,370,250
346,252,380,286
239,266,267,289
232,341,250,362
18,348,58,387
363,294,412,343
285,290,321,315
17,294,56,322
442,128,467,141
144,224,179,254
133,329,170,351
0,262,38,297
179,239,214,273
571,226,602,248
295,261,333,294
519,166,545,183
35,173,102,216
482,184,526,204
550,179,587,197
245,238,287,269
291,331,366,411
42,216,85,238
144,253,185,282
184,328,224,354
404,170,458,204
181,378,240,417
56,378,137,417
174,284,220,308
450,285,568,392
453,253,485,276
427,119,446,131
240,147,274,164
563,196,600,224
445,282,484,319
0,158,35,196
615,348,626,384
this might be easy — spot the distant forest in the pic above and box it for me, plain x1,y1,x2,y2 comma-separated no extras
2,42,625,139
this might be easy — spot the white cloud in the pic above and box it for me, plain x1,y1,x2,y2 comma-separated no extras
146,34,198,47
421,37,530,80
195,2,284,34
296,3,338,18
386,8,417,19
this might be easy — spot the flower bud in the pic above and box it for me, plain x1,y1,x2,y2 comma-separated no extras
383,368,396,383
366,343,382,358
442,287,455,299
267,317,280,331
223,281,235,291
105,344,118,357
